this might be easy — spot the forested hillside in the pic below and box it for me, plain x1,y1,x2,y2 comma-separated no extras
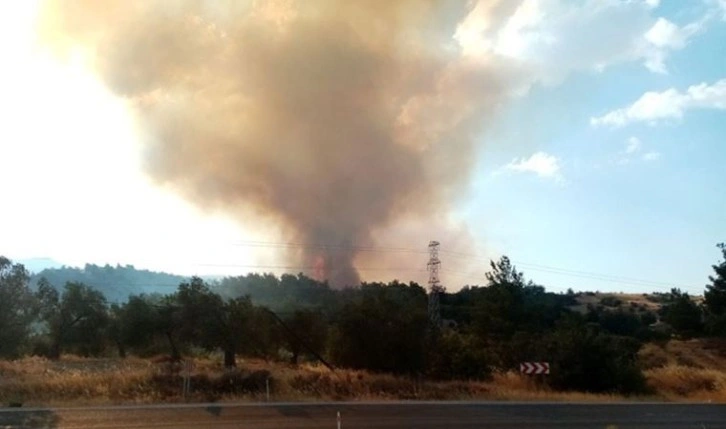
30,264,187,302
2,243,725,396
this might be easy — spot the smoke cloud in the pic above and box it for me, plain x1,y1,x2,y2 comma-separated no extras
38,0,513,287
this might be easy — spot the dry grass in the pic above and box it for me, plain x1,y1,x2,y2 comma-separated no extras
646,366,726,402
572,292,706,315
0,356,624,407
572,292,662,314
640,339,726,403
639,339,726,371
2,339,725,406
0,356,162,405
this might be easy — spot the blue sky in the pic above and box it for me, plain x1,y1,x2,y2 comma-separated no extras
456,0,726,294
1,0,724,295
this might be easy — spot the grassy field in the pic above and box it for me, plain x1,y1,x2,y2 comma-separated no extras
1,338,724,406
570,292,662,314
639,339,726,402
0,356,620,406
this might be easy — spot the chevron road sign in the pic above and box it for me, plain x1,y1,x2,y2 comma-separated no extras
519,362,550,375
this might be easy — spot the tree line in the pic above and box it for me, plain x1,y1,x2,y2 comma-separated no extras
1,243,725,394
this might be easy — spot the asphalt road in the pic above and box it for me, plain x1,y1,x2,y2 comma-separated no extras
1,401,725,429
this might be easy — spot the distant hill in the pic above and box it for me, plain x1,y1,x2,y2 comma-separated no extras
30,264,189,302
571,291,703,314
17,257,64,273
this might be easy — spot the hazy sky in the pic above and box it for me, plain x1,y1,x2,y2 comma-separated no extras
1,0,724,294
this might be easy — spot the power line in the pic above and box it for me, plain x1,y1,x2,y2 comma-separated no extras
439,251,690,290
30,238,699,292
218,242,696,292
218,239,695,291
439,266,688,292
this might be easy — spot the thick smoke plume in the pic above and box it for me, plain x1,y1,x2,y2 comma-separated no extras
38,0,510,286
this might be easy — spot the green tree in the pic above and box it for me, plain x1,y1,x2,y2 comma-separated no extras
176,277,223,347
155,294,184,360
283,309,328,365
588,308,643,337
542,315,647,394
213,296,279,367
36,280,109,358
217,272,335,311
330,281,428,374
640,311,657,326
705,243,726,335
0,257,37,357
118,294,163,355
660,288,703,337
486,256,526,287
472,257,529,341
107,303,126,358
107,293,169,358
245,306,285,360
426,330,491,380
468,256,571,368
176,277,276,367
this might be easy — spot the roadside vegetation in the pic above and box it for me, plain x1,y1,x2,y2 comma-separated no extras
1,341,724,406
1,243,725,405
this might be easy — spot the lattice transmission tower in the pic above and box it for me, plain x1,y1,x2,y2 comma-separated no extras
427,240,444,328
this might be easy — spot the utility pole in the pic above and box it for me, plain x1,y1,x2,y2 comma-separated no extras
427,241,443,329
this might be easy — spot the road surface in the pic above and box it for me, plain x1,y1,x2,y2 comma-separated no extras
1,401,725,428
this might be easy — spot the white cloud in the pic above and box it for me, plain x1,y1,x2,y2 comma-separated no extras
645,18,698,49
505,152,562,180
614,136,662,164
717,0,726,20
591,79,726,127
625,136,642,154
455,0,713,82
643,17,704,73
642,151,662,161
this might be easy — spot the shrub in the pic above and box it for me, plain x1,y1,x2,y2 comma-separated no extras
598,310,642,337
215,369,271,394
601,296,622,308
660,290,704,338
634,327,670,343
542,318,649,394
640,311,657,326
426,331,491,381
